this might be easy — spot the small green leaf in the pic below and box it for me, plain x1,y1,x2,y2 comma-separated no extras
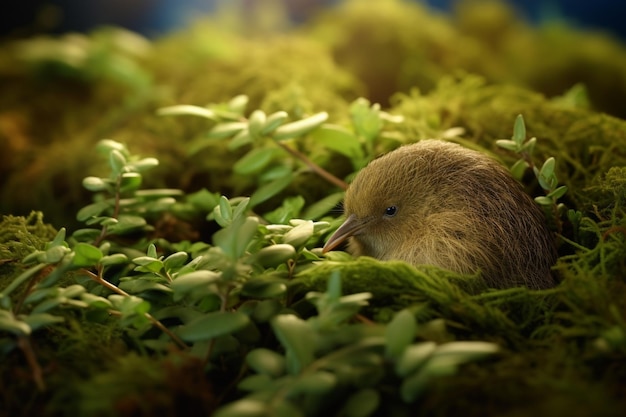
49,228,67,247
311,124,364,161
177,311,250,342
187,189,221,212
350,98,383,141
246,348,287,377
282,221,314,248
82,176,110,192
119,172,142,192
157,104,217,120
512,114,526,145
249,173,294,207
539,157,556,180
163,251,188,270
22,313,65,331
109,149,127,174
302,192,344,220
127,157,159,172
109,294,151,317
273,112,329,140
97,139,127,154
133,258,164,273
261,111,289,135
212,399,268,417
60,284,86,299
99,253,129,266
248,110,267,140
232,197,251,222
234,147,278,175
235,217,260,258
24,288,59,305
433,341,499,360
534,196,554,206
289,371,336,395
248,244,296,268
264,196,305,224
106,215,147,234
171,270,221,296
119,280,171,294
207,122,247,139
77,201,111,221
521,137,537,155
385,309,417,358
242,279,287,298
270,314,316,374
72,243,103,267
45,245,71,264
134,189,184,198
215,195,233,227
228,95,249,114
547,185,568,199
510,159,528,180
228,129,252,150
81,293,113,309
147,244,158,258
71,228,102,241
395,341,437,377
0,311,30,335
495,139,519,152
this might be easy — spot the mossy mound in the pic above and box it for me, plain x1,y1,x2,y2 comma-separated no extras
306,0,626,118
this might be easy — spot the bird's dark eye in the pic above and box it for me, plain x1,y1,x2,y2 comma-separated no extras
384,206,398,217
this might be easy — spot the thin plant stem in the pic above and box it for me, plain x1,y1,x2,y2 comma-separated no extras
83,268,188,350
17,335,46,391
275,141,348,190
94,173,123,247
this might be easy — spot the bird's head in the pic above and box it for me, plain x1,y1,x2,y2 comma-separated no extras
323,142,442,259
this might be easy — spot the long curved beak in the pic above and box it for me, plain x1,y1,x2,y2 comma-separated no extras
322,214,368,253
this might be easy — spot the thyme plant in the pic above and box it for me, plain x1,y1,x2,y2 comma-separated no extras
1,134,498,416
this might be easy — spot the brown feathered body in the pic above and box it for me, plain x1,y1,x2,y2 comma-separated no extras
327,140,557,289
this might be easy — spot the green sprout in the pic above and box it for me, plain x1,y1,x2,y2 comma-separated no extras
496,114,568,232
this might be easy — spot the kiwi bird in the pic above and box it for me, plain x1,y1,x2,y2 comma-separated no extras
323,139,557,289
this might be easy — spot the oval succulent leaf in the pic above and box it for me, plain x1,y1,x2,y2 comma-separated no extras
248,244,296,268
177,311,250,342
156,104,217,120
385,309,417,358
512,114,526,144
270,314,316,374
273,112,329,140
248,110,267,140
261,111,289,135
82,176,109,192
246,348,287,377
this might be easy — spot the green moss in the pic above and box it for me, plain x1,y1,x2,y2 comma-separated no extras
306,0,626,118
296,256,626,415
391,75,626,210
0,211,57,262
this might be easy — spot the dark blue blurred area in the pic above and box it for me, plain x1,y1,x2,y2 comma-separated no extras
3,0,626,41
